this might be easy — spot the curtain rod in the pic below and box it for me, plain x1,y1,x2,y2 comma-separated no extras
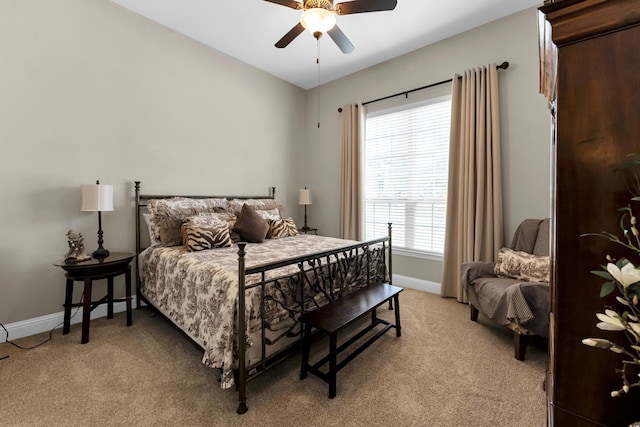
338,61,509,112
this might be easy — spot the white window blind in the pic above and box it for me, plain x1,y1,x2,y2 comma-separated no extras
363,95,451,257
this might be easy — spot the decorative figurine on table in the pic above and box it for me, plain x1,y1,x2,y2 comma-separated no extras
64,230,91,264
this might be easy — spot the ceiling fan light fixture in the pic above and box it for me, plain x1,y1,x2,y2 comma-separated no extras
300,8,336,38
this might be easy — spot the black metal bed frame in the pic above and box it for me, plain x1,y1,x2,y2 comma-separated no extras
133,181,392,414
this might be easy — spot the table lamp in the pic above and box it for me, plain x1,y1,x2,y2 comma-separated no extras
298,187,312,231
81,180,114,259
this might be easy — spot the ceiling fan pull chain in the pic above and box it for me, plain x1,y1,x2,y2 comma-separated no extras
317,38,321,128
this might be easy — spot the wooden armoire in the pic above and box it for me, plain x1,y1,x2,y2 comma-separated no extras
539,0,640,425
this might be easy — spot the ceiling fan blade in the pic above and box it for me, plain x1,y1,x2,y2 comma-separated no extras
263,0,302,10
328,25,354,54
335,0,397,15
275,22,305,48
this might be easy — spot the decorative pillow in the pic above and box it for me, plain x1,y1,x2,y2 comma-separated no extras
142,213,161,246
185,211,236,228
228,198,278,216
494,247,550,282
256,208,281,221
147,197,228,247
181,212,236,242
183,221,232,251
232,204,269,243
267,218,299,239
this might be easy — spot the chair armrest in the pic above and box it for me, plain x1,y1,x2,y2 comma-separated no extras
461,261,497,289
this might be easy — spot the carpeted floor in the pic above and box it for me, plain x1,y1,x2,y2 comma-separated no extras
0,288,547,426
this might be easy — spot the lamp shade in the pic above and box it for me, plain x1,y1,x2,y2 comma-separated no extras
300,8,336,36
81,183,114,212
298,188,312,205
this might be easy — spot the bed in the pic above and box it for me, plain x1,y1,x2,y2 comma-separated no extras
133,182,392,413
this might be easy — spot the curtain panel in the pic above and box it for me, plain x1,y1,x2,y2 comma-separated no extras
441,65,504,302
339,103,363,240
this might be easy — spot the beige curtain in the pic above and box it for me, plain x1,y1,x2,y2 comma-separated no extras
441,65,504,302
339,103,363,240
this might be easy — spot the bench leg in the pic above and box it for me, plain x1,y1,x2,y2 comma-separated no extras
328,333,337,399
393,294,401,337
300,322,312,380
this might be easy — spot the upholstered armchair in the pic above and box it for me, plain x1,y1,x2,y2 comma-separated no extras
461,219,550,360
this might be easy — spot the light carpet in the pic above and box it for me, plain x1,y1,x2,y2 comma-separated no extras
0,288,547,426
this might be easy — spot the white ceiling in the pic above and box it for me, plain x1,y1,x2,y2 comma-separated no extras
110,0,541,90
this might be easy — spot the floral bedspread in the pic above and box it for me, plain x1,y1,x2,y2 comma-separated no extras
139,234,365,389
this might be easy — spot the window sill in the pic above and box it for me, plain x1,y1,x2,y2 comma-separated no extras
392,248,443,262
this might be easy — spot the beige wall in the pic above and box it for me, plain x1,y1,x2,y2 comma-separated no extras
0,2,550,326
302,7,551,284
0,0,306,324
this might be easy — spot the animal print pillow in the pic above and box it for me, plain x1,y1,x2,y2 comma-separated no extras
147,197,228,247
183,221,232,251
267,218,299,239
494,247,550,283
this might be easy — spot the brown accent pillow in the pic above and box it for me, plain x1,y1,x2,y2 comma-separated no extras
232,204,269,243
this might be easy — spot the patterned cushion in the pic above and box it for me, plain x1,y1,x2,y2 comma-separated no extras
183,221,232,251
232,204,269,243
185,212,236,228
142,213,161,246
256,208,281,221
267,218,299,239
182,212,236,243
147,197,228,247
494,247,550,282
228,198,278,216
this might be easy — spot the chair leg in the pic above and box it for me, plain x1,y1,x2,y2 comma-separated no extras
470,304,479,322
513,331,529,361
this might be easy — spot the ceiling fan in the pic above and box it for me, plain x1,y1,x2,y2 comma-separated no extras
265,0,398,54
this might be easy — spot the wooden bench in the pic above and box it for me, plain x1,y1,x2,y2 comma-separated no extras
300,282,403,398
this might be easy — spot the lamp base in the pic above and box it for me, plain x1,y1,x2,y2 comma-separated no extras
300,225,312,232
92,247,110,260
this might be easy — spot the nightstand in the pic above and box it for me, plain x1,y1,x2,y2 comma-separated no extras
298,227,318,235
54,252,135,344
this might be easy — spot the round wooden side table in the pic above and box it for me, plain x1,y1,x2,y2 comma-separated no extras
54,252,135,344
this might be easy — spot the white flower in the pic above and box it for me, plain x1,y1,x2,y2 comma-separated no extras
629,322,640,336
582,338,613,348
610,345,624,354
624,385,630,393
611,391,620,397
596,310,626,331
607,262,640,288
616,296,630,306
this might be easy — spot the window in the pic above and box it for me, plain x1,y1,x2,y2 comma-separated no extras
363,95,451,258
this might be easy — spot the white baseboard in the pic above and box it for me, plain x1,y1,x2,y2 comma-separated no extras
2,278,434,341
392,274,441,295
0,300,138,341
